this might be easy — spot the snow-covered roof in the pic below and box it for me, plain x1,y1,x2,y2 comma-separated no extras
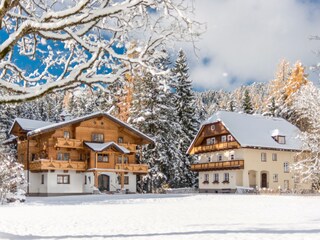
22,112,153,144
84,142,130,154
9,118,53,134
188,111,302,153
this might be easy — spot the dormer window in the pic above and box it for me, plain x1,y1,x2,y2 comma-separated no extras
273,135,286,144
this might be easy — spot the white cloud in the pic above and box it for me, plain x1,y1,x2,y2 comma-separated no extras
183,0,320,90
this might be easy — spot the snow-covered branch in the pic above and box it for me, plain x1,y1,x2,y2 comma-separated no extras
0,0,201,103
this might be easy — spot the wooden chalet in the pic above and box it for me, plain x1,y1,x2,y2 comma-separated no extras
8,112,153,195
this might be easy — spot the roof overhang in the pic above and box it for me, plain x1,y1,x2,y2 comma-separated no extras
84,142,130,154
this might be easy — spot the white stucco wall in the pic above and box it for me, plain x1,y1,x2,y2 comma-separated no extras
97,172,137,193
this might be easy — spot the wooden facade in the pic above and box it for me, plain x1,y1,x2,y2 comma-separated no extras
10,113,153,194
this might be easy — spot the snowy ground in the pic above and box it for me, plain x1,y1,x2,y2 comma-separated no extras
0,194,319,240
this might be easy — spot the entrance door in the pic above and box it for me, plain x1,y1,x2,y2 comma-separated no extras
261,173,268,188
98,174,110,191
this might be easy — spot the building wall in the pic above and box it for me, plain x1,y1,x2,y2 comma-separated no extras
197,148,311,191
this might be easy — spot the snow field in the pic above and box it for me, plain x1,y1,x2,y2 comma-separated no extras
0,194,319,240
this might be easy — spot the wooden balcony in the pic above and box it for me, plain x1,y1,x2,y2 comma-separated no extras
193,141,239,154
115,164,148,174
119,143,137,152
29,159,87,172
55,138,83,149
191,160,244,172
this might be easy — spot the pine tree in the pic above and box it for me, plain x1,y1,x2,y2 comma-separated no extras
242,89,253,114
129,52,182,192
170,49,199,187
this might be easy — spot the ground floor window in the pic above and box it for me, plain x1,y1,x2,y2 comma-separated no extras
41,174,44,184
223,173,229,183
117,175,130,185
57,175,70,184
273,174,278,182
213,173,219,183
284,162,289,173
203,174,209,184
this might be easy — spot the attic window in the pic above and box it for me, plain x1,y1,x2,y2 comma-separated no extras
210,125,215,131
273,135,286,144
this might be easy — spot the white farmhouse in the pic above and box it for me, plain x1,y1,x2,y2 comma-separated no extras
187,111,311,193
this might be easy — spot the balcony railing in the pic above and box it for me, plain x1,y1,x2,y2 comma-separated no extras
115,164,148,174
193,141,239,154
29,159,87,171
55,138,83,149
191,160,244,172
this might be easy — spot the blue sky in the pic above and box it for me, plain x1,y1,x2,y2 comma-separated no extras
183,0,320,91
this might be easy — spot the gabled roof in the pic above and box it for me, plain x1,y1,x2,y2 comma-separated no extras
9,112,153,144
188,111,302,153
84,142,130,154
9,118,53,135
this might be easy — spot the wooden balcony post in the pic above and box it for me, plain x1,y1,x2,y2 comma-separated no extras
121,154,124,190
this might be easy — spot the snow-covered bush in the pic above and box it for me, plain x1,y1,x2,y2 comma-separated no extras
0,153,26,204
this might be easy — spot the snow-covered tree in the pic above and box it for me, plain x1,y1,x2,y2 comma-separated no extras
129,52,182,192
292,83,320,189
242,89,253,114
0,0,201,103
0,152,26,204
170,49,199,187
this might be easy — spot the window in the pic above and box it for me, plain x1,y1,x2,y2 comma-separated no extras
284,162,289,173
294,175,300,183
31,153,36,161
57,153,63,160
124,176,129,185
217,154,222,161
204,174,209,182
57,153,70,161
221,135,227,143
278,136,286,144
57,175,70,184
210,125,215,131
206,137,215,145
223,173,229,182
97,154,109,162
273,174,278,182
118,137,124,143
230,154,235,160
272,153,277,161
284,180,289,190
92,133,104,142
214,173,219,182
117,175,129,185
84,176,87,185
208,156,211,162
117,156,129,164
261,153,267,162
64,131,70,139
41,174,44,184
227,135,234,142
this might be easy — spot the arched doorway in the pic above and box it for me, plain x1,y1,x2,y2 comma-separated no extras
98,174,110,191
261,172,268,188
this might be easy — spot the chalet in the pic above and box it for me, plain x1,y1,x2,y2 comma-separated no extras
7,112,153,195
187,111,311,193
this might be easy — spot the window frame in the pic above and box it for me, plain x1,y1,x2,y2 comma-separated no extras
210,125,215,131
227,135,234,142
64,131,70,139
272,153,277,161
41,174,44,184
273,174,278,182
284,162,289,173
223,173,229,182
92,133,104,143
97,153,109,163
118,137,124,143
57,175,70,184
221,135,227,143
214,173,219,182
261,152,267,162
217,154,222,161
